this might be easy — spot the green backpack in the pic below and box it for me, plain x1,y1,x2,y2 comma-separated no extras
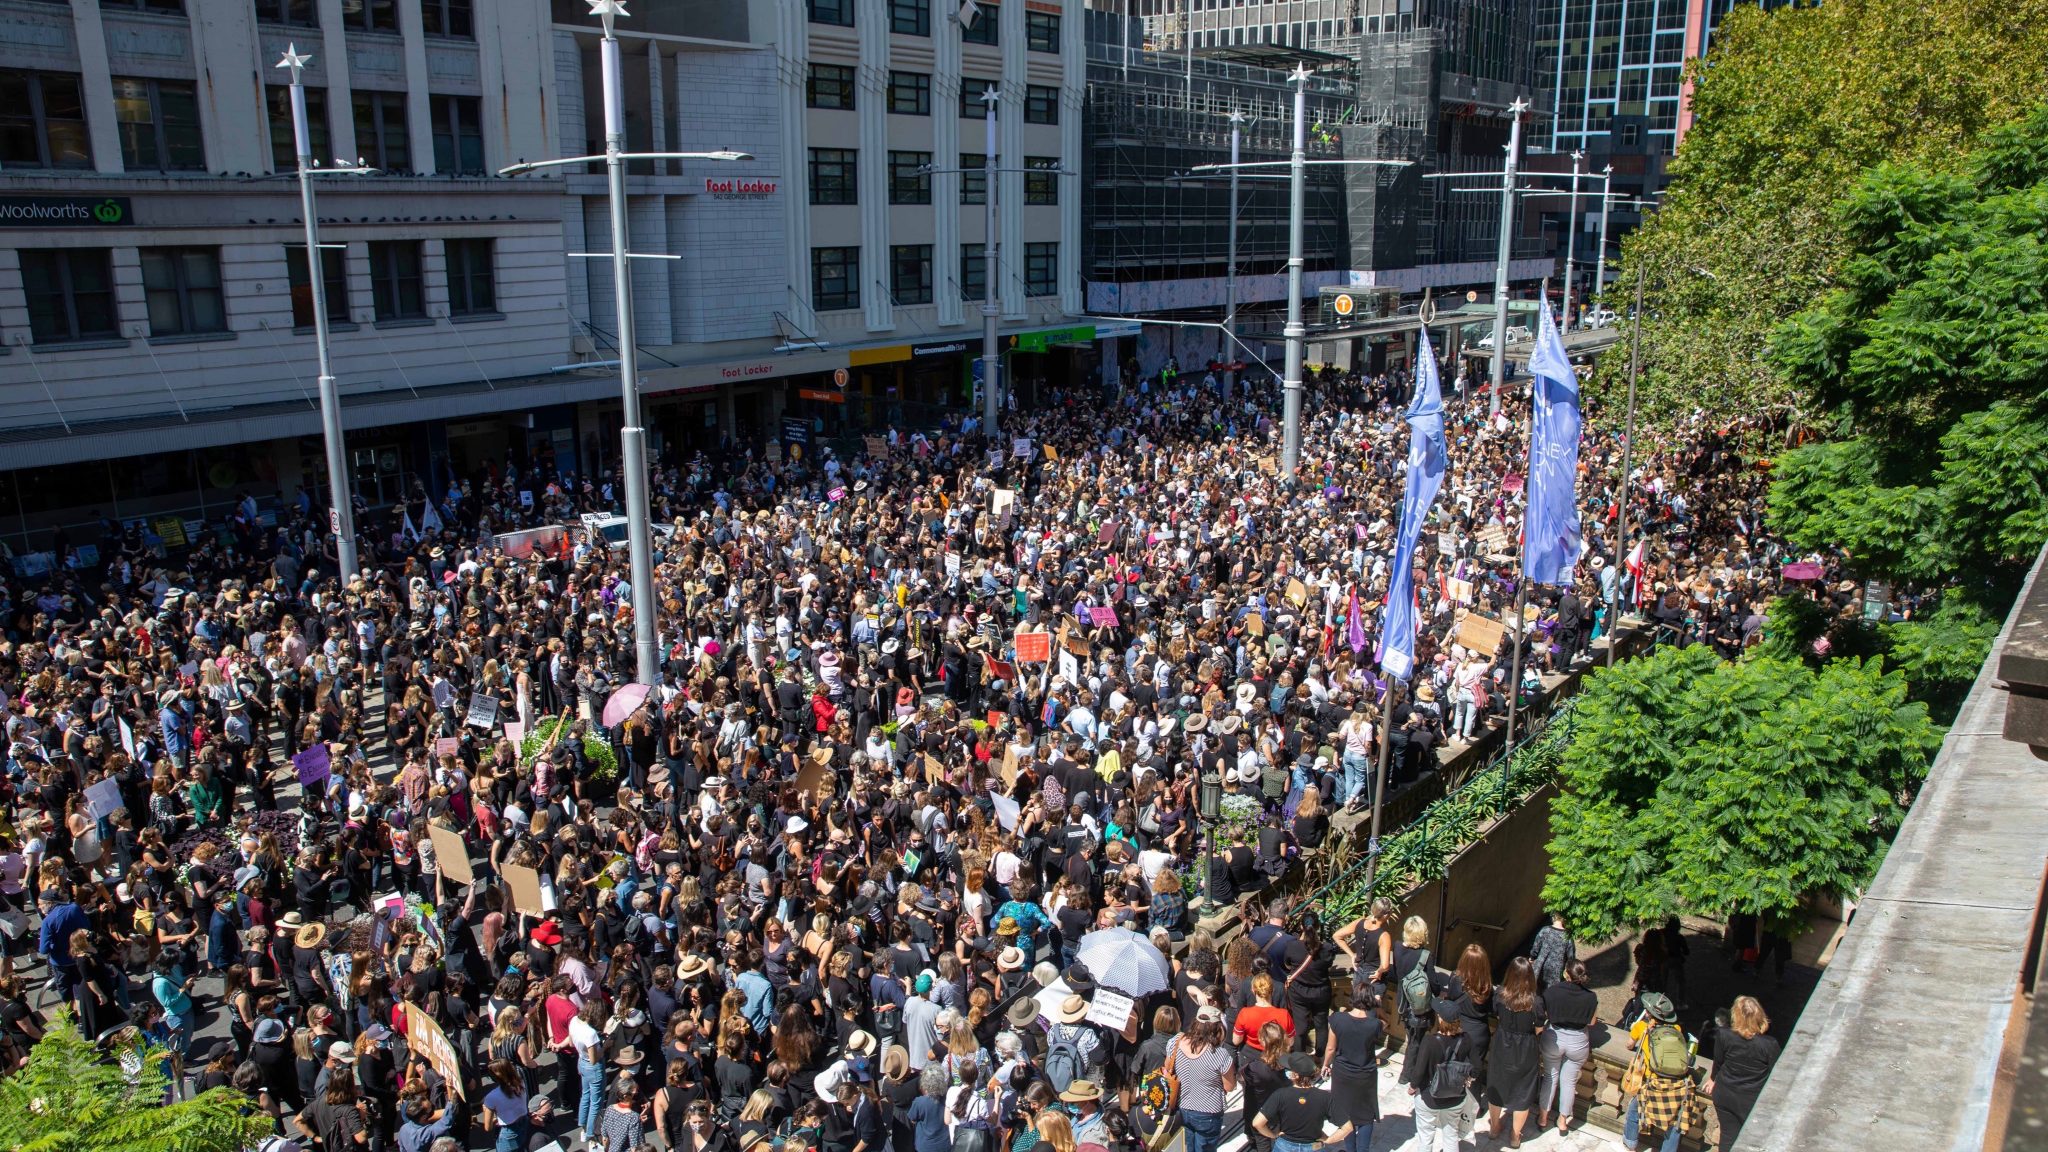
1645,1024,1692,1078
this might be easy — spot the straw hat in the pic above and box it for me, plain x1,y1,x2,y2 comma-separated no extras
1058,1080,1102,1104
1055,995,1090,1024
295,923,327,949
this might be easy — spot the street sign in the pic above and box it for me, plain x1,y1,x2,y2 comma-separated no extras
1333,293,1355,316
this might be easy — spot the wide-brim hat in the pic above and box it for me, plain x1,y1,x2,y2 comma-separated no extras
1234,683,1257,705
678,954,712,980
1640,992,1677,1023
810,747,833,767
882,638,902,654
1183,714,1208,734
997,946,1025,971
1055,995,1090,1024
1064,963,1096,994
1058,1080,1102,1103
295,923,327,949
1006,998,1039,1030
1216,714,1244,735
278,911,305,931
615,1045,645,1067
847,1030,876,1055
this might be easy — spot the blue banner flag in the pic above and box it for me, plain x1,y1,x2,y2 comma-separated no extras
1377,329,1449,680
1525,299,1583,585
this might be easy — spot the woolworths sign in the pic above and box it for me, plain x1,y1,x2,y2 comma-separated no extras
0,196,133,227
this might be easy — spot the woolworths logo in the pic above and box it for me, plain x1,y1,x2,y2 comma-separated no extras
0,195,134,227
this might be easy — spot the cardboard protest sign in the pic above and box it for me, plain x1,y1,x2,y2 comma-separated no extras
1446,577,1475,605
501,862,547,918
1244,612,1265,636
404,1002,466,1098
1001,746,1020,789
1061,630,1092,657
1014,631,1052,663
1043,444,1059,461
991,488,1017,522
796,758,834,800
465,690,498,730
429,823,474,886
864,435,888,456
922,753,944,786
1475,524,1510,556
1286,578,1309,608
1454,612,1508,655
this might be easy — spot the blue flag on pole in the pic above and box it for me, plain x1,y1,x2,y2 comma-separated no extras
1377,329,1449,680
1525,299,1582,585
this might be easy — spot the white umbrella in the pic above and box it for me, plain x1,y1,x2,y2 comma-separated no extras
1074,927,1172,997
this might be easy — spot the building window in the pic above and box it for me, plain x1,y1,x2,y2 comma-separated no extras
369,240,425,320
1025,85,1058,125
268,85,329,170
808,0,853,27
1026,10,1059,51
0,71,92,170
808,63,856,110
112,77,204,172
888,71,931,116
286,244,348,328
255,0,318,26
140,247,227,337
420,0,472,37
104,0,185,11
959,243,985,301
812,247,859,311
342,0,398,31
960,79,997,119
20,249,117,345
960,152,986,204
352,91,411,171
444,238,496,316
1024,155,1058,205
1621,123,1639,147
430,94,484,173
1024,241,1056,296
891,0,930,35
888,150,932,204
963,5,997,44
809,148,857,204
891,244,933,305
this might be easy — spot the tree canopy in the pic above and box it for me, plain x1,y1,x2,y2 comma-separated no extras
1542,644,1939,941
1598,0,2048,427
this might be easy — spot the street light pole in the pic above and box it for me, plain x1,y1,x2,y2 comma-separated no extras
1487,98,1529,419
1223,109,1242,402
1561,150,1581,331
594,7,662,688
278,44,361,580
1593,165,1612,313
1609,260,1645,666
500,1,752,687
1280,66,1309,479
982,87,1002,434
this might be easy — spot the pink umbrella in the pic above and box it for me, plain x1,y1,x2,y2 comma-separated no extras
602,682,651,728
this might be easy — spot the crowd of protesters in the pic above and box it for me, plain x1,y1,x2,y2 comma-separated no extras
0,352,1802,1152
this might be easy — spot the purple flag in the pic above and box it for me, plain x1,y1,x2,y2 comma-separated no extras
1346,586,1366,654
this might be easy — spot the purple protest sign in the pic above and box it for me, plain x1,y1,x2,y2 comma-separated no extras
828,486,847,502
294,743,331,787
1088,605,1119,627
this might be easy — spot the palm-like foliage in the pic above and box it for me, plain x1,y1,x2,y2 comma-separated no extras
0,1010,272,1152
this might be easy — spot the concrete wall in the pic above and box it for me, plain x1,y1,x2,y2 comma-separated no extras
1399,781,1557,968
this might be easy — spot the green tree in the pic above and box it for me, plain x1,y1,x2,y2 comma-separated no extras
1542,645,1939,942
0,1010,271,1152
1599,0,2048,426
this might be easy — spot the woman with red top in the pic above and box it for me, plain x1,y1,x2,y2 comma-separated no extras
1232,973,1296,1051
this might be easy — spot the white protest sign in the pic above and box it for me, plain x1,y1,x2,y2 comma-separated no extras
466,690,498,730
85,777,124,821
1085,988,1134,1031
990,790,1022,832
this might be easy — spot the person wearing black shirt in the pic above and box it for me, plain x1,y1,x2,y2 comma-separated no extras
1402,1006,1476,1150
1704,996,1779,1152
1537,960,1598,1135
1254,1053,1355,1152
1320,983,1382,1146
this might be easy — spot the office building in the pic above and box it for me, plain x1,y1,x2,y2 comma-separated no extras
0,0,1089,554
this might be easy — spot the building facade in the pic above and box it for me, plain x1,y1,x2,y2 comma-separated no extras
0,0,1089,554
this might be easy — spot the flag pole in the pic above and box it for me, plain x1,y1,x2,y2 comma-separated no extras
1501,279,1548,800
1608,261,1646,667
1362,674,1401,891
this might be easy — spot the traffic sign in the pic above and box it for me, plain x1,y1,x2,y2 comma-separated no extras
1333,293,1355,317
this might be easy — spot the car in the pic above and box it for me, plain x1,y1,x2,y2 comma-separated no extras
1477,324,1532,350
1583,308,1619,329
578,513,675,550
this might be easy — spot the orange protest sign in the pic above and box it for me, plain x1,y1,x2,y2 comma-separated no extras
1014,631,1052,663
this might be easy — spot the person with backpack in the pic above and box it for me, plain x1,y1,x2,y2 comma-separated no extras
1129,1006,1181,1152
1168,1006,1236,1152
1402,1000,1477,1152
1621,993,1697,1152
1042,996,1104,1095
1393,917,1437,1054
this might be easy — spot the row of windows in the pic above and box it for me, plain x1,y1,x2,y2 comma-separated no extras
252,0,475,37
17,240,497,346
808,0,1060,49
0,69,486,175
808,149,1059,205
805,67,1056,123
811,241,1056,310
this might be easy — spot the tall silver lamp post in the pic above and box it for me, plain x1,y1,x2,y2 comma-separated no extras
499,0,752,686
981,87,1002,433
277,44,375,580
1486,99,1529,418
